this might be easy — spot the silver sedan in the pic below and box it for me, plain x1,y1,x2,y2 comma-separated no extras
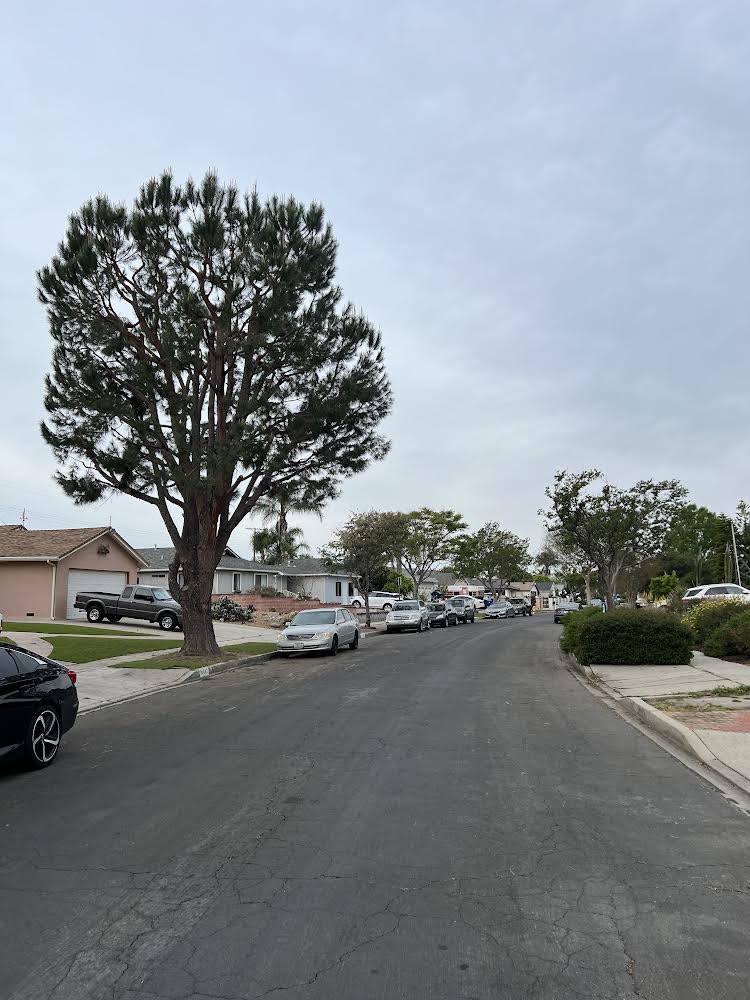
277,608,360,656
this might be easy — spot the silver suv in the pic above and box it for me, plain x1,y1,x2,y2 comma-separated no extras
448,596,475,623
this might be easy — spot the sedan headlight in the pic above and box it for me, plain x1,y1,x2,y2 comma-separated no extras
312,630,334,639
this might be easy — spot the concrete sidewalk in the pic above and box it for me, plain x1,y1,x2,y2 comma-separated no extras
583,652,750,793
2,620,282,714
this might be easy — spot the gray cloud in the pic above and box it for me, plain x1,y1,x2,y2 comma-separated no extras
1,0,748,556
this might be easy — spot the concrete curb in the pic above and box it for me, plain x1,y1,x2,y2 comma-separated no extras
560,644,750,797
181,651,278,682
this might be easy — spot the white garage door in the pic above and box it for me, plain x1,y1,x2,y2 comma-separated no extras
66,569,128,619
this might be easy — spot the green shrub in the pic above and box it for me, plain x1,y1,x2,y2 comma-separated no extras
703,609,750,659
211,597,254,623
681,599,746,645
560,605,604,655
576,609,692,665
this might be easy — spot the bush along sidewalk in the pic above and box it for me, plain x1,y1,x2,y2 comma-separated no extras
681,598,746,646
702,608,750,659
562,608,692,665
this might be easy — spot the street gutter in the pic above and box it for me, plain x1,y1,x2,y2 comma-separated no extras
560,647,750,799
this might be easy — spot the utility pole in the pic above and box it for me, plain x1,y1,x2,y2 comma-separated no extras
730,518,742,586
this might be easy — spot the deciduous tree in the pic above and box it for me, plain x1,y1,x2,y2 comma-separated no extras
324,512,394,626
389,509,467,599
454,523,530,597
544,470,686,611
39,171,391,654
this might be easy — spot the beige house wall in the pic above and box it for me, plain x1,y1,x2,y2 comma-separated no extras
54,538,140,619
0,562,55,620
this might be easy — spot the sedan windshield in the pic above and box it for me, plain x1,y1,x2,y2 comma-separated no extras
291,611,336,626
151,588,172,601
394,602,419,611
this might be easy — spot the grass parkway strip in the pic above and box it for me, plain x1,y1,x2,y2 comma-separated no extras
48,635,183,663
106,641,278,670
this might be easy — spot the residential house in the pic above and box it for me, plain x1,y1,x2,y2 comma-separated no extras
530,580,565,610
0,524,145,621
137,550,361,606
137,546,285,596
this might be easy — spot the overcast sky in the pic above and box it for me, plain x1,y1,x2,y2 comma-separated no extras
1,0,748,559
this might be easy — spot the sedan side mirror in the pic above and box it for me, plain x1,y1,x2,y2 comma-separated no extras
284,621,290,628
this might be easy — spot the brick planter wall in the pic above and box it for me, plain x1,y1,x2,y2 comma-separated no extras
212,594,361,613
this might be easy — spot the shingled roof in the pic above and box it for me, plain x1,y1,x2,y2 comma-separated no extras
0,524,146,563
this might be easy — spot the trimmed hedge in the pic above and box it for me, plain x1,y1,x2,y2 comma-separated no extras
560,606,604,655
703,609,750,659
681,598,745,645
576,609,692,665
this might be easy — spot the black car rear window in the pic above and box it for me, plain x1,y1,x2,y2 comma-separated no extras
0,647,18,679
427,603,445,611
11,650,46,675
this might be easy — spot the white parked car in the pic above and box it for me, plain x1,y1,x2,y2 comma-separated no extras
682,583,750,604
277,608,359,656
353,591,402,611
450,594,485,610
385,600,431,633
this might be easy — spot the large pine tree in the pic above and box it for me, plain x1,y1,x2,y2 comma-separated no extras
39,172,391,653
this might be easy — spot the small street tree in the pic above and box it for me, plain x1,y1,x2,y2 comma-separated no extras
324,512,394,626
39,171,391,654
544,470,686,610
664,504,723,586
454,523,530,597
390,508,466,598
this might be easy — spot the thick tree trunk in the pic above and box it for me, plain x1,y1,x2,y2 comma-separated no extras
180,589,221,656
177,530,222,656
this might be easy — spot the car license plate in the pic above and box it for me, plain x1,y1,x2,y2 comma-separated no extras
293,642,303,649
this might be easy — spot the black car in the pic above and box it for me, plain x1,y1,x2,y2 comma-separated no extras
448,597,475,623
553,602,580,624
0,643,78,768
509,598,531,617
426,601,458,628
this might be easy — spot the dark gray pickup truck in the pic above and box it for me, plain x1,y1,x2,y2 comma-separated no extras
73,585,183,630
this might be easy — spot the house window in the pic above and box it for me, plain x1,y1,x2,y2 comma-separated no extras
335,581,342,597
543,597,549,609
233,573,241,593
348,582,354,597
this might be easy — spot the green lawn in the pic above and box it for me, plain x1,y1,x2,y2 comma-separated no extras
0,636,17,645
49,636,182,663
3,621,144,636
108,641,277,670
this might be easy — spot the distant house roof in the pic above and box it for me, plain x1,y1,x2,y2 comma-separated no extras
0,524,146,565
137,546,283,575
508,581,535,592
432,571,456,586
533,581,553,593
278,557,358,579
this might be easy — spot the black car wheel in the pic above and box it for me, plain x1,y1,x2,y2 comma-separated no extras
159,613,177,631
330,635,339,656
416,619,423,633
350,630,359,649
86,604,104,623
26,706,61,769
383,603,393,612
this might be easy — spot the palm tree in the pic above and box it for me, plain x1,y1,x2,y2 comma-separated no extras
252,483,327,563
252,525,309,564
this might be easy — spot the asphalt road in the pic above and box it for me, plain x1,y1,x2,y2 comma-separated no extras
2,616,749,999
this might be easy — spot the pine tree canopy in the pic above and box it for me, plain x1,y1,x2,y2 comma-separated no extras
38,171,392,560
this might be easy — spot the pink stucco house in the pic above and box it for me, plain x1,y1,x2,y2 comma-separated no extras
0,524,145,622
